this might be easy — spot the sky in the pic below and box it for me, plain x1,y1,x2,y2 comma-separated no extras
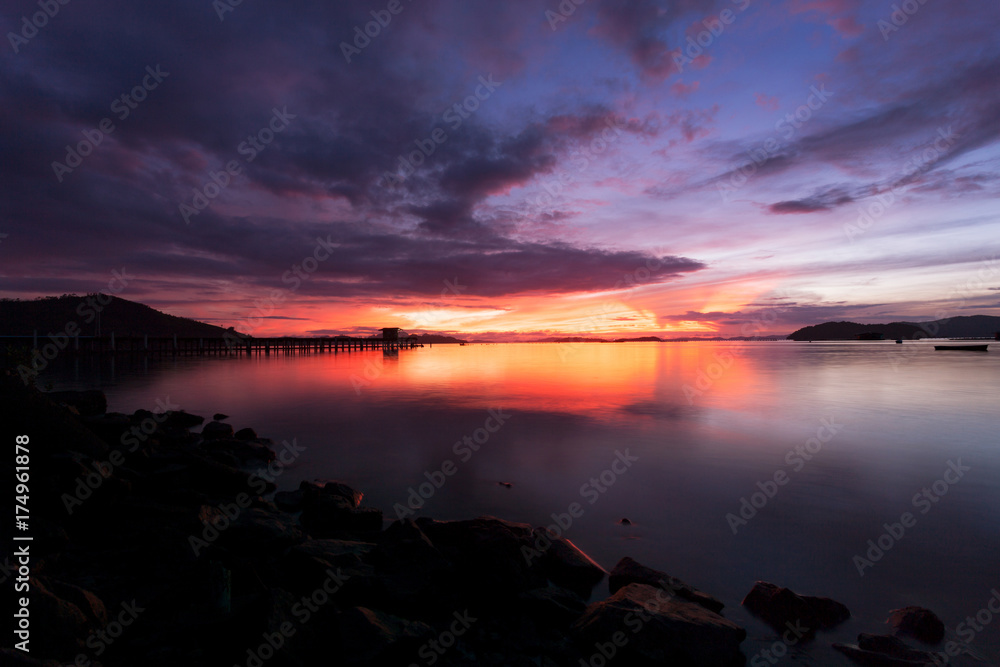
1,0,999,339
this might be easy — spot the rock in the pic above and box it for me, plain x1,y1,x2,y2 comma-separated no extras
28,578,90,657
46,389,107,417
518,585,588,626
274,489,305,511
301,479,364,508
213,413,229,421
338,607,435,665
0,649,65,666
82,411,132,443
418,516,547,598
742,581,849,635
369,520,455,613
200,438,275,464
573,583,746,666
609,557,725,614
834,634,939,666
300,496,383,537
887,606,945,644
281,539,376,592
533,529,605,593
201,420,234,439
219,507,305,551
619,517,632,525
234,427,257,441
164,410,206,429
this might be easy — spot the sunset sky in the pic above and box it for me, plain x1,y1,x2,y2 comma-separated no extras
2,0,998,338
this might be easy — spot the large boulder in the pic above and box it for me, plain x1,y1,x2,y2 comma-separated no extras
834,633,940,666
218,507,306,552
609,557,724,613
532,530,605,593
742,581,850,635
164,410,206,429
301,479,364,507
417,516,547,598
45,389,107,417
300,495,383,537
573,583,746,666
518,585,588,626
201,420,234,440
887,606,945,644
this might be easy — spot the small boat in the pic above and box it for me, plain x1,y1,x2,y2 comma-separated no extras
896,339,903,344
934,344,988,351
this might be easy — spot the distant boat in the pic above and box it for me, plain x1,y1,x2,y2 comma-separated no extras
934,344,988,351
896,339,903,344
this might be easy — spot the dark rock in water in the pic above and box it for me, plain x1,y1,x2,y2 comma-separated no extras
281,539,376,593
338,606,436,665
45,389,107,417
220,507,305,552
274,489,305,512
619,517,632,525
609,557,725,614
573,583,746,666
163,410,206,429
742,580,850,635
532,529,605,592
369,520,455,613
201,420,234,439
887,606,946,644
834,633,939,666
300,495,383,537
213,413,229,421
234,427,257,441
200,437,275,464
418,516,547,598
82,411,132,443
518,585,588,626
301,479,364,508
498,481,513,488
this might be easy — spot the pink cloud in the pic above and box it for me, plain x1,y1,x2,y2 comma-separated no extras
754,92,780,111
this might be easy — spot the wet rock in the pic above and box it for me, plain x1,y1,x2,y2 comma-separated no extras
618,517,632,525
300,496,383,537
201,420,234,440
46,389,107,417
82,412,132,443
281,539,376,593
274,489,305,512
369,520,454,613
834,633,939,666
518,585,588,626
213,413,229,421
338,606,435,665
0,649,65,667
234,427,257,441
609,557,724,614
200,438,275,465
887,606,945,644
742,581,850,635
573,583,746,666
28,578,91,657
532,529,605,593
163,410,205,429
219,507,305,552
418,516,547,598
301,479,364,508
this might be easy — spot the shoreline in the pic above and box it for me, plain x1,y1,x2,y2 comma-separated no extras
0,375,972,666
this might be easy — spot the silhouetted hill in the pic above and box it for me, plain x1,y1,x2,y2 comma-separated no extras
612,336,664,342
788,316,1000,340
415,333,468,344
0,295,232,337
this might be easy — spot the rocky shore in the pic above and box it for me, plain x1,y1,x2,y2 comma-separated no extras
0,373,964,666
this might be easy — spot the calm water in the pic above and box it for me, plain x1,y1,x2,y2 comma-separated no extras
44,341,1000,664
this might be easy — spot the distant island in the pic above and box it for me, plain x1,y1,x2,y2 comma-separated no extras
787,315,1000,341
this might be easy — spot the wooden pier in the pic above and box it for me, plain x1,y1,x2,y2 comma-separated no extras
1,333,422,357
